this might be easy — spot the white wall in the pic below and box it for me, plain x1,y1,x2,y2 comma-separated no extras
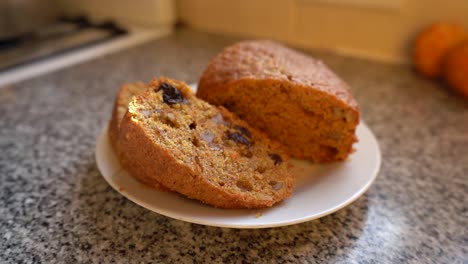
177,0,468,63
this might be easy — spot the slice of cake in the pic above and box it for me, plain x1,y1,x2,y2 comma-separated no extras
109,82,148,154
109,82,169,191
118,77,295,208
197,40,360,162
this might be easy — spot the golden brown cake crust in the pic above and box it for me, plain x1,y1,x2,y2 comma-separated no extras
108,82,168,191
198,40,359,110
109,82,148,154
118,77,295,209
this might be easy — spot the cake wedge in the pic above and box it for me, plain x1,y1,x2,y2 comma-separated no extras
197,40,360,162
118,77,295,208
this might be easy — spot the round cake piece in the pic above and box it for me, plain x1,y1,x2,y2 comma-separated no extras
197,40,360,162
119,77,295,208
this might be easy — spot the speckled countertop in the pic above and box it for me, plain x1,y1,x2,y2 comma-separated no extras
1,29,467,263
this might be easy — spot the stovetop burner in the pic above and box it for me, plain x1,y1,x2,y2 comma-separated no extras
0,16,127,71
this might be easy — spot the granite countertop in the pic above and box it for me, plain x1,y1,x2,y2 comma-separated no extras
1,29,467,263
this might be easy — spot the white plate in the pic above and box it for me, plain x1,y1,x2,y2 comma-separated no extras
96,84,381,228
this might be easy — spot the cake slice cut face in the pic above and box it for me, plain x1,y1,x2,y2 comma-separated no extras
108,82,167,191
118,77,295,209
109,82,148,154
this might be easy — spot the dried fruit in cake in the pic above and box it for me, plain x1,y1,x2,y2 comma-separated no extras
197,40,360,162
118,77,295,208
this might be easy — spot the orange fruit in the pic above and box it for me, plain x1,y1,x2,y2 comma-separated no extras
443,42,468,98
413,22,466,78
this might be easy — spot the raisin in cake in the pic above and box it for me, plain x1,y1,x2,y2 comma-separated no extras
118,77,295,209
197,40,360,162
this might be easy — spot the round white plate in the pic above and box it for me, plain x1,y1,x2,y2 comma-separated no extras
95,120,381,229
97,83,380,228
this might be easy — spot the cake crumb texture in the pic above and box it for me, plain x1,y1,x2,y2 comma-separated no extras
119,77,295,208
